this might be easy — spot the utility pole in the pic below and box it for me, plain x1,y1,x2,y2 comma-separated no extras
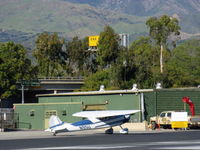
160,44,163,73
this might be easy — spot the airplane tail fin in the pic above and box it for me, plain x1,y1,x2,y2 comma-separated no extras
49,115,62,128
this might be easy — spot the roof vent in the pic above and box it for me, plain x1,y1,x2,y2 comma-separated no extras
156,83,162,89
132,84,138,91
99,85,105,92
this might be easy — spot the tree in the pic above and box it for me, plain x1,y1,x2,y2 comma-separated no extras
166,39,200,87
146,15,180,73
82,70,112,91
128,36,161,88
66,36,91,76
81,37,99,75
81,26,122,90
34,32,66,77
0,42,36,99
97,26,120,68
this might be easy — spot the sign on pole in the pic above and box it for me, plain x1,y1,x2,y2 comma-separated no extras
89,35,99,47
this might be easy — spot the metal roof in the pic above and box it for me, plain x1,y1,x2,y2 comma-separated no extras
36,89,154,97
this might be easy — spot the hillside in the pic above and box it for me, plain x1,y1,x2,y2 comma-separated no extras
0,0,200,48
68,0,200,34
0,0,147,37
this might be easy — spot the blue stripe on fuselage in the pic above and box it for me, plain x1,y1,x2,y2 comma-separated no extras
72,119,93,126
50,122,65,129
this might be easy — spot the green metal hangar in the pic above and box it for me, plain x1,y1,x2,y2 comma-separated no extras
14,87,200,130
14,88,152,130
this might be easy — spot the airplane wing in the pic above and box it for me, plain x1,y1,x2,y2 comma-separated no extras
72,110,140,118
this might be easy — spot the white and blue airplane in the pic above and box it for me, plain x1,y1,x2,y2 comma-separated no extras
45,110,140,136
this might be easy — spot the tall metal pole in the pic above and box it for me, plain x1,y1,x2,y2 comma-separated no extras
22,84,24,104
160,44,163,73
184,103,186,111
140,93,144,121
0,99,2,132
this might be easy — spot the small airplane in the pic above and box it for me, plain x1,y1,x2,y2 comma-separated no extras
45,110,140,136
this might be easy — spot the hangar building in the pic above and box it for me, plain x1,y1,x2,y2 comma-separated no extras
14,87,200,130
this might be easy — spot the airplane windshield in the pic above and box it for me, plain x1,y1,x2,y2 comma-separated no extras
99,115,123,121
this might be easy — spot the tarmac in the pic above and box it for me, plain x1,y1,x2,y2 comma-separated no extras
1,121,193,140
0,127,182,141
0,122,150,140
0,129,105,140
1,129,200,150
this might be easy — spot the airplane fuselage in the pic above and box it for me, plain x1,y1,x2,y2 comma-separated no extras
50,115,130,134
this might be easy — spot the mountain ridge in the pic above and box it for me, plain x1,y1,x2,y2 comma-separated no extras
67,0,200,16
0,0,200,47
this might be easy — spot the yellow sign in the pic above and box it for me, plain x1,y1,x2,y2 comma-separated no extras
89,35,99,47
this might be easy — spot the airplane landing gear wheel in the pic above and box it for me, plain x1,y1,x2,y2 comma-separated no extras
105,128,113,134
53,132,57,136
120,128,128,134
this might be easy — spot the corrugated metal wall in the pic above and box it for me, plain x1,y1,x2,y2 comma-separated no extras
143,92,156,121
156,89,200,115
144,88,200,121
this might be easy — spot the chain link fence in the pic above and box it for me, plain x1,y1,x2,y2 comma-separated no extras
0,108,18,130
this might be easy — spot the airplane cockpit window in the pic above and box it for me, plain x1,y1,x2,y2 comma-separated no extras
99,117,109,121
99,116,122,121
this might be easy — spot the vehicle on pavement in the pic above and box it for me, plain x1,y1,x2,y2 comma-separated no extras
150,110,200,130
